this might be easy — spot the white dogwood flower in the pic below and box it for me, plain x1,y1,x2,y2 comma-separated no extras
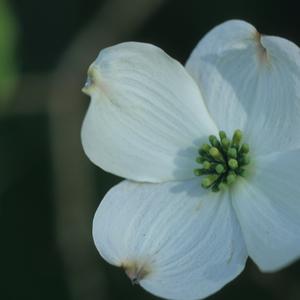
81,20,300,300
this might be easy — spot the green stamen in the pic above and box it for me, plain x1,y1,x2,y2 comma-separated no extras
228,159,238,170
240,154,250,165
200,143,211,153
194,129,250,192
203,161,211,170
221,138,230,150
218,182,227,190
227,147,237,159
201,174,219,188
241,143,250,154
196,156,205,164
209,147,224,162
226,172,237,185
219,131,227,140
215,164,225,174
209,135,220,147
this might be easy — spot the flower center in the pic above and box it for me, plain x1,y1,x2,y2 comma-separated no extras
194,130,250,192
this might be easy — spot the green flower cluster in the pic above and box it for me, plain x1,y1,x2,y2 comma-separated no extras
194,130,250,192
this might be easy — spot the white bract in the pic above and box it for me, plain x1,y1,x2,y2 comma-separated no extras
81,20,300,300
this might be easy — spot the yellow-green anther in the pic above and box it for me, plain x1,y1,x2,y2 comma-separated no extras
219,131,227,140
203,161,211,170
215,164,225,174
226,172,236,185
228,158,238,170
201,175,218,188
232,129,242,147
209,147,224,161
241,143,249,154
227,147,237,158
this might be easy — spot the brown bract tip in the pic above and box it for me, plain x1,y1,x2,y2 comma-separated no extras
82,76,94,95
82,64,103,96
122,261,151,285
253,30,268,64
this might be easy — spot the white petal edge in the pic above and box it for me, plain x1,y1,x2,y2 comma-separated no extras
81,42,217,182
93,179,248,300
232,149,300,272
186,19,300,156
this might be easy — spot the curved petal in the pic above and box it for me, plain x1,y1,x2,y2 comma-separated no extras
232,149,300,272
81,42,217,182
186,20,300,155
93,179,247,300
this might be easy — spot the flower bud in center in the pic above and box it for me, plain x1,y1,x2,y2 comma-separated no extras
194,130,250,192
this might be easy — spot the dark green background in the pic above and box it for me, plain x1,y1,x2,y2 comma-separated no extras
1,0,300,299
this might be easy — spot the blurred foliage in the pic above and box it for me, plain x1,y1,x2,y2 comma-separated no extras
0,0,18,111
10,0,103,72
0,116,69,299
